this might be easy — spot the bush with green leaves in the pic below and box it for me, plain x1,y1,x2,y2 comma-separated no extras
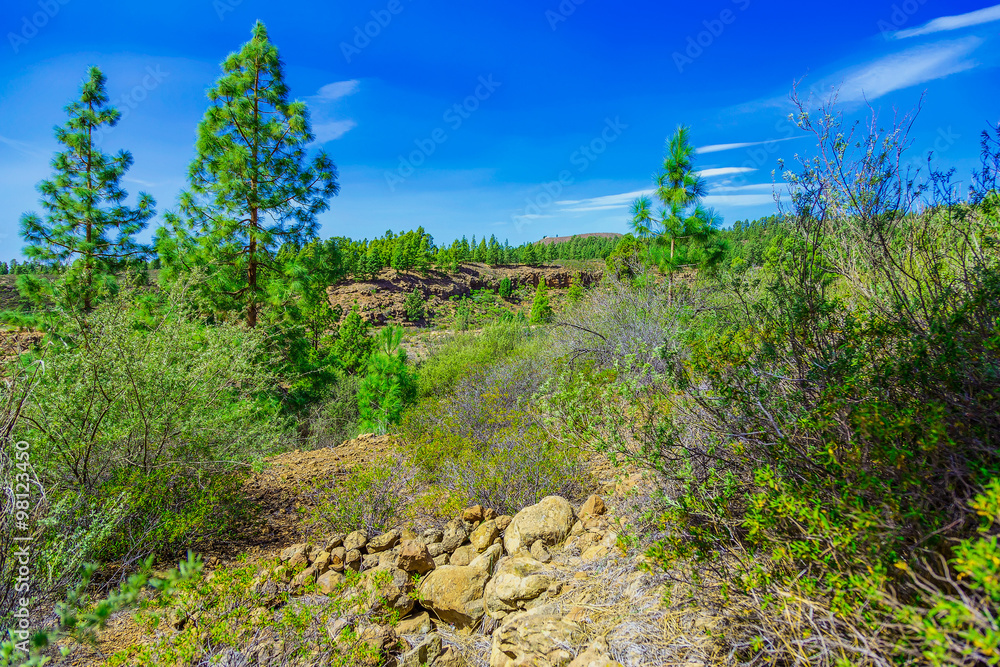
403,287,426,323
498,276,513,299
529,279,553,324
356,327,416,434
14,286,288,584
304,455,416,535
333,305,374,374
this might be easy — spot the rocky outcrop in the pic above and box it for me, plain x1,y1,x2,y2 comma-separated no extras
270,494,620,667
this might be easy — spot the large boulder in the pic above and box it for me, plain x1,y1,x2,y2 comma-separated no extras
418,565,490,628
503,496,575,554
489,607,585,667
470,520,500,552
485,557,555,620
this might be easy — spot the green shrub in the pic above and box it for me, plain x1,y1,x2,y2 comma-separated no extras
356,327,416,434
499,276,513,299
14,288,288,585
529,280,553,324
403,287,426,323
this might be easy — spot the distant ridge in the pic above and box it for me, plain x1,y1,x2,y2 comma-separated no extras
536,232,623,246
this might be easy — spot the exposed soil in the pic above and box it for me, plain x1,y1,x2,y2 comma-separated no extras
329,262,603,326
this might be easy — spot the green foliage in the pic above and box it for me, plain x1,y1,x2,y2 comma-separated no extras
529,280,553,324
0,554,200,667
356,327,416,434
403,287,426,323
15,287,286,579
304,456,415,534
12,66,154,322
334,305,374,374
567,273,585,304
158,21,339,328
498,276,513,299
414,321,533,399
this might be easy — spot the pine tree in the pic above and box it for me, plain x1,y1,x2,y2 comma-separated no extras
335,305,374,373
356,326,416,434
529,279,553,324
16,67,154,318
630,125,724,301
160,21,339,327
567,273,585,303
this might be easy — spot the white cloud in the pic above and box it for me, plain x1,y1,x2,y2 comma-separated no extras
833,37,982,103
0,135,41,157
314,80,360,101
313,120,357,143
556,189,651,213
703,194,776,207
696,137,801,154
709,183,781,193
697,167,757,177
895,4,1000,38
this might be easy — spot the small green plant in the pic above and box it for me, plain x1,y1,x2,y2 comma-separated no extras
356,327,416,434
403,288,426,323
567,273,585,304
334,305,374,373
499,277,513,299
529,280,553,324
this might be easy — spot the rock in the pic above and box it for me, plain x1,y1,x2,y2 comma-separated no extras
368,529,400,553
280,543,308,563
397,540,436,574
344,530,369,552
326,616,353,641
485,557,555,620
484,507,497,521
567,638,622,667
470,520,500,552
291,565,317,589
427,541,450,558
576,533,601,554
530,540,551,564
359,624,398,656
317,570,345,594
423,528,444,544
418,565,490,628
469,543,503,574
329,546,347,571
450,544,477,566
489,608,584,667
462,505,485,523
345,548,362,572
503,496,575,554
272,565,292,584
441,517,468,552
583,515,608,531
396,611,432,635
325,534,345,551
433,553,450,567
400,632,443,667
379,550,399,568
579,494,606,518
581,545,609,562
495,515,513,531
362,553,381,570
359,566,417,616
438,647,467,666
569,521,585,538
312,550,332,574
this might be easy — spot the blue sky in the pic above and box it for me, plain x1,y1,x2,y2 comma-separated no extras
0,0,998,257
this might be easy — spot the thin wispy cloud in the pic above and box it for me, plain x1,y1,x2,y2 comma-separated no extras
895,4,1000,39
0,135,41,157
709,183,781,193
697,167,756,177
313,79,360,101
696,137,801,154
556,190,651,213
703,193,776,207
313,120,358,144
833,37,982,103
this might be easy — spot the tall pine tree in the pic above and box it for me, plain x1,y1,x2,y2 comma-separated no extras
16,67,154,319
160,21,339,327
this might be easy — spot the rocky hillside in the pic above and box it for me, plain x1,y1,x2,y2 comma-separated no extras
329,263,603,326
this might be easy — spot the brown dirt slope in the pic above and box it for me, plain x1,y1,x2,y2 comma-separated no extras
329,262,603,326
